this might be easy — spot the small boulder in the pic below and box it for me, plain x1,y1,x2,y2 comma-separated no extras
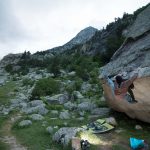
78,102,96,111
105,117,117,126
91,108,110,117
77,117,84,121
28,100,44,107
45,93,69,104
59,111,71,119
64,101,77,110
135,125,143,130
19,120,32,127
29,114,44,121
79,111,85,117
51,110,59,117
100,96,105,102
53,127,82,146
73,91,84,99
46,126,54,134
81,82,92,94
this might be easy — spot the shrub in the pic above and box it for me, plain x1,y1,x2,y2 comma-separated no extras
22,78,34,87
5,64,13,73
31,78,60,99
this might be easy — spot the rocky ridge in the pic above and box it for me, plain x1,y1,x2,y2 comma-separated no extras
102,4,150,76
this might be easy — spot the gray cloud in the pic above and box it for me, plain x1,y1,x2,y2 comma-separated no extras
0,0,27,41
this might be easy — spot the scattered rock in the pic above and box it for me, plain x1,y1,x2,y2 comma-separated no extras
105,117,117,126
64,101,77,110
46,126,54,134
28,100,44,107
45,93,69,104
77,117,84,121
91,107,110,117
51,110,59,117
100,96,105,102
88,115,101,121
19,120,32,127
53,127,82,146
21,104,48,115
59,111,71,119
73,91,84,99
42,121,48,127
79,111,85,117
29,114,44,121
81,82,92,94
68,71,76,76
135,125,143,130
63,122,68,126
78,102,96,111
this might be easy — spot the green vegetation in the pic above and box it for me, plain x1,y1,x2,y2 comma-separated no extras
22,78,35,87
31,78,61,99
0,81,16,105
0,82,16,150
0,141,9,150
0,116,9,150
4,64,13,74
12,112,90,150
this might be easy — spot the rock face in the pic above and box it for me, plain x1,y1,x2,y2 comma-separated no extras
126,5,150,39
47,26,98,54
102,5,150,76
101,5,150,123
0,53,22,67
64,26,98,49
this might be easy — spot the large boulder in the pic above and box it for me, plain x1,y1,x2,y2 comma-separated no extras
101,5,150,123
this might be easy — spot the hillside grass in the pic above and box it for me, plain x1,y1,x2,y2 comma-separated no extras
0,81,16,149
0,116,9,150
12,113,90,150
0,81,16,105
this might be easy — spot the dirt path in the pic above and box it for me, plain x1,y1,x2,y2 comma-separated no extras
97,131,131,150
0,114,27,150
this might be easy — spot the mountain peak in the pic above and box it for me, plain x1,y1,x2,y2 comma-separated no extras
63,26,98,48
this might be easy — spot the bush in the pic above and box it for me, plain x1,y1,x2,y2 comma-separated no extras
5,64,13,73
22,78,34,87
31,78,60,99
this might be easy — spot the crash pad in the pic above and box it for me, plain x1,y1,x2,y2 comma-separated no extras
82,119,114,134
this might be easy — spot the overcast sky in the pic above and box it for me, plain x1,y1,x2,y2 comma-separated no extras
0,0,149,59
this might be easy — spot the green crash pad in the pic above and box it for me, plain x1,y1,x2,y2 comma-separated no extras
82,119,114,134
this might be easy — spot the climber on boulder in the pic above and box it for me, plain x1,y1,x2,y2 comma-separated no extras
114,73,138,102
